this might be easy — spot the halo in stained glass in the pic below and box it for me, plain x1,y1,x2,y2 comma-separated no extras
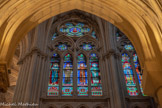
60,23,90,37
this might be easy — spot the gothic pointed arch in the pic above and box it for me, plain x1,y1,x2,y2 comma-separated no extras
47,11,103,97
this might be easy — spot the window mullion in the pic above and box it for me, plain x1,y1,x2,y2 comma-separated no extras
59,56,63,97
87,55,91,97
73,51,77,97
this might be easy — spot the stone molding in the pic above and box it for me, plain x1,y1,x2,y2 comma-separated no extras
18,47,47,64
103,49,121,59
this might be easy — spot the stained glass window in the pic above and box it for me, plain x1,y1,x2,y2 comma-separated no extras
80,43,94,51
62,53,73,96
60,23,90,37
58,44,68,51
48,53,60,96
77,54,88,96
55,42,69,51
91,31,97,39
122,53,138,96
52,33,57,40
49,21,102,97
90,53,102,96
133,54,144,95
124,45,134,50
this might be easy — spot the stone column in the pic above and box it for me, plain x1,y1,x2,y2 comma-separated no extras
103,23,126,108
12,19,51,108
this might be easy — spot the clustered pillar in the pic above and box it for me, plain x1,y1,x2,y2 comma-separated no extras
12,20,52,108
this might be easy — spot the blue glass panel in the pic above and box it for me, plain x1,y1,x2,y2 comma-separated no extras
77,53,88,88
123,69,133,74
62,87,73,96
77,87,88,96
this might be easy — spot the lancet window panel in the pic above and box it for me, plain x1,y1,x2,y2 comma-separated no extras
77,53,88,96
90,53,102,96
133,53,145,95
116,29,145,96
48,53,60,96
62,53,73,96
122,53,138,96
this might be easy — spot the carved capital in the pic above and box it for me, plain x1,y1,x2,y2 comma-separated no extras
103,49,116,59
0,63,9,92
